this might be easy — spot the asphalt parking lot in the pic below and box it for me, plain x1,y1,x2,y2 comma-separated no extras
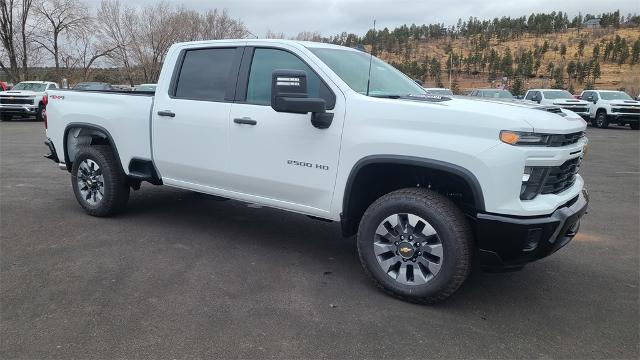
1,120,638,359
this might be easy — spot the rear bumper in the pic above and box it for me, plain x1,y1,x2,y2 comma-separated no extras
475,190,589,269
44,138,60,164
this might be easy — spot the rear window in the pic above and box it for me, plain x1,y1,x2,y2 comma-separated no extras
174,48,237,101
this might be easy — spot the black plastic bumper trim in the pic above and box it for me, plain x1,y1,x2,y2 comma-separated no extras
44,138,59,163
474,190,589,269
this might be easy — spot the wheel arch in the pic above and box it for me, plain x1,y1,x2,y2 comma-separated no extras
340,155,485,237
63,123,123,173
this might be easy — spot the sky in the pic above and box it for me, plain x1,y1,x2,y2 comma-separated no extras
86,0,640,37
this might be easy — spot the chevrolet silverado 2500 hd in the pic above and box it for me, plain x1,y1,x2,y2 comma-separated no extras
579,89,640,129
0,81,58,121
43,40,589,303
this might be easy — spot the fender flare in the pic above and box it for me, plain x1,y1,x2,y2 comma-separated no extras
342,154,486,218
63,122,123,173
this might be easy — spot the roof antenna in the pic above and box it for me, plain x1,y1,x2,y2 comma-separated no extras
365,20,376,96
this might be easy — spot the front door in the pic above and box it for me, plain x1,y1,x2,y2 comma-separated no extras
228,46,345,215
153,46,243,190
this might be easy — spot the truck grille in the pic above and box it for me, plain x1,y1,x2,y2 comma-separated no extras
548,132,585,147
0,97,33,105
612,107,640,114
541,157,582,195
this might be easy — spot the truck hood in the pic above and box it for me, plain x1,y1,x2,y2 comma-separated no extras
550,98,589,106
0,90,39,97
397,95,587,134
606,100,640,106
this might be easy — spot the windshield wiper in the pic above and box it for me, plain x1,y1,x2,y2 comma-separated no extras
369,94,405,99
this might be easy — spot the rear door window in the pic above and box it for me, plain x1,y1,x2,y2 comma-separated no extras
174,47,239,102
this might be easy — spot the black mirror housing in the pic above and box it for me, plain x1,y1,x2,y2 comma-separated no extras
270,69,334,129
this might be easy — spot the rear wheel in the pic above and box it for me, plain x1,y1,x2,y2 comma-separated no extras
357,188,472,304
71,145,129,217
594,111,608,129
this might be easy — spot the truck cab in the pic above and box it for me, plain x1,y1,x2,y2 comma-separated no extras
580,90,640,129
43,40,589,304
0,81,58,121
524,89,590,119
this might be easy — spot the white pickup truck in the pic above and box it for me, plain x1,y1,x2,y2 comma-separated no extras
579,89,640,129
43,39,589,303
524,89,591,119
0,81,59,121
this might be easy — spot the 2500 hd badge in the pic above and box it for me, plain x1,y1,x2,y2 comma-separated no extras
287,159,329,171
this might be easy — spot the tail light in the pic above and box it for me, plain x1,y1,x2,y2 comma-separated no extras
42,95,48,129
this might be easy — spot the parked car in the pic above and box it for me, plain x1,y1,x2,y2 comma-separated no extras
423,87,453,96
133,84,157,92
0,81,58,121
469,89,514,99
72,82,113,91
580,90,640,129
43,39,588,304
524,89,590,119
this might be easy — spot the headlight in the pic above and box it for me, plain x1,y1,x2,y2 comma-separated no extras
500,131,551,146
520,166,549,200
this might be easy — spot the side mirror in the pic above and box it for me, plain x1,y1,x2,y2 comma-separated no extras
587,96,594,102
531,96,539,102
271,69,333,129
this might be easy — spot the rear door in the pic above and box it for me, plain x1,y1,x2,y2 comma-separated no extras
226,46,345,215
152,46,243,189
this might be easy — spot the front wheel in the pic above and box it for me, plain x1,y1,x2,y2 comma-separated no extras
0,114,12,121
630,123,639,130
35,104,44,122
357,188,472,304
71,145,130,217
594,111,608,129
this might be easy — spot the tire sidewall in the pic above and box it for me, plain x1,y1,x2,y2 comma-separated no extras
357,194,467,299
595,112,608,128
71,148,110,212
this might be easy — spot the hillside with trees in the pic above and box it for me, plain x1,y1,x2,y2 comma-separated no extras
327,11,640,96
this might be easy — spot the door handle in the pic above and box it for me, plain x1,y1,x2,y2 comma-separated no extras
157,110,175,117
233,117,257,125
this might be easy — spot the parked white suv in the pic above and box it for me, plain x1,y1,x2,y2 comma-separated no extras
524,89,590,119
580,90,640,129
0,81,58,121
42,40,589,303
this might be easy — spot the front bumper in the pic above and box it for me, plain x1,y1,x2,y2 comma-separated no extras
475,190,589,269
607,113,640,123
0,104,37,115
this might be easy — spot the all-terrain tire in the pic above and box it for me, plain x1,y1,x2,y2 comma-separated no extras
593,110,609,129
71,145,129,217
357,188,472,304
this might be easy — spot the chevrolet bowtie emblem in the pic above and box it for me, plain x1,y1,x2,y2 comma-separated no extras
399,247,412,254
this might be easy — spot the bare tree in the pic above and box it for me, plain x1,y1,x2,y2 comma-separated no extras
0,0,20,82
265,29,286,39
294,31,322,42
19,0,34,79
34,0,89,84
61,28,117,81
96,0,135,85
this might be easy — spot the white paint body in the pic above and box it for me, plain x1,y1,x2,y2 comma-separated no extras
45,40,588,221
524,89,591,118
0,81,58,115
579,90,640,119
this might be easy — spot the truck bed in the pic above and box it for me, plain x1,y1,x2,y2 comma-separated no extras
45,89,155,175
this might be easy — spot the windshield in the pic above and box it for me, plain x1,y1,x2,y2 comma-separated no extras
600,91,632,100
426,89,453,96
543,90,574,100
309,48,426,98
12,82,47,92
481,90,513,99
